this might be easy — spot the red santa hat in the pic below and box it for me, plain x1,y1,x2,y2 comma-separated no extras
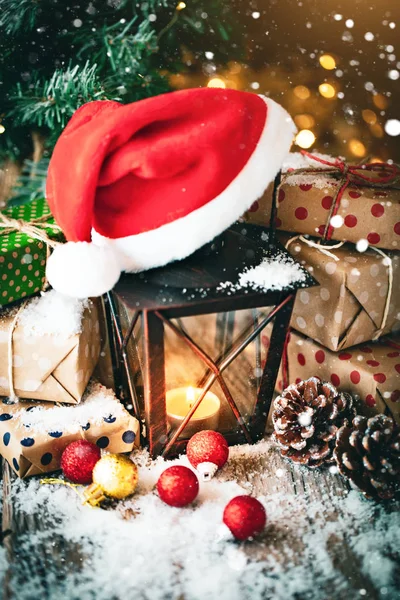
46,87,295,298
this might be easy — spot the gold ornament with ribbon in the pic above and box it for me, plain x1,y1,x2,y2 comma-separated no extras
84,454,139,507
41,454,139,507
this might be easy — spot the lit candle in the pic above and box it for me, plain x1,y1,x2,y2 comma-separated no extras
166,386,220,438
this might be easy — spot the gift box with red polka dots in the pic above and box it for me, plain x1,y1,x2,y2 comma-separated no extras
280,331,400,425
244,153,400,251
282,234,400,351
0,382,140,478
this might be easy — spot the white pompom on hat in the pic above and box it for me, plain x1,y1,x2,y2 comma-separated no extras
46,242,121,299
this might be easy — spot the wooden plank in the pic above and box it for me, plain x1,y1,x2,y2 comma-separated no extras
1,460,86,600
2,459,13,600
290,464,380,600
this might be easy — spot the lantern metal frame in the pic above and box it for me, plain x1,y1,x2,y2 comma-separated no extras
104,222,314,458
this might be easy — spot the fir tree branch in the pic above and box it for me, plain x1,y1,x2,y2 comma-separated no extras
0,0,240,182
0,0,170,35
0,0,40,35
106,70,170,104
9,63,113,132
77,18,158,76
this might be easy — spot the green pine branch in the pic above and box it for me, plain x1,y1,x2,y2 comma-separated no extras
77,18,158,75
0,0,170,35
10,63,113,132
0,0,41,35
0,0,241,202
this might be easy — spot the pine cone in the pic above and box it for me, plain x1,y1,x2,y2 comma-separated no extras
334,414,400,500
272,377,356,468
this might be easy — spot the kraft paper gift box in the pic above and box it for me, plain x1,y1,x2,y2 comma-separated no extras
281,331,400,425
283,234,400,351
0,198,63,307
244,152,400,251
0,382,140,478
0,291,101,404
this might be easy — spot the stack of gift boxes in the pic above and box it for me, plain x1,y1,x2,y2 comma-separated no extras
0,200,139,478
246,152,400,424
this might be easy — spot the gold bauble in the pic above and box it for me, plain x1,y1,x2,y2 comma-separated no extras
84,454,138,505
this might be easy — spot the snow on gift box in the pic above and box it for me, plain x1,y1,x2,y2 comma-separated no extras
0,382,140,478
244,152,400,251
282,233,400,351
281,330,400,425
0,290,100,403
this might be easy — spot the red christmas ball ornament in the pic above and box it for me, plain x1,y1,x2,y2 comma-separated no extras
157,465,199,507
223,496,267,541
61,440,101,484
187,430,229,481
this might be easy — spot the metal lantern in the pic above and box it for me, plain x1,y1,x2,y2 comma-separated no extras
105,223,314,458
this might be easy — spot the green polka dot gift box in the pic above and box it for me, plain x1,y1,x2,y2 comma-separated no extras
0,198,64,308
0,382,140,479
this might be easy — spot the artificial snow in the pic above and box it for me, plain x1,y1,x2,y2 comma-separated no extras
4,438,399,600
282,151,336,172
281,152,345,189
14,382,125,435
17,290,89,338
218,255,306,292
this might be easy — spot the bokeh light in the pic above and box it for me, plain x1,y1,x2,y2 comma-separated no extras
362,109,377,125
385,119,400,136
319,54,336,70
293,86,311,100
294,114,315,129
295,129,316,149
370,123,384,138
349,139,367,157
318,83,336,98
207,78,226,89
372,94,389,110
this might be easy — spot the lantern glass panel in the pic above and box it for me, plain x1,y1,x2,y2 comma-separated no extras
114,297,278,439
163,310,269,436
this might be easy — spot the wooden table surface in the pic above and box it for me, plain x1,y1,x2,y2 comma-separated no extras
1,440,399,600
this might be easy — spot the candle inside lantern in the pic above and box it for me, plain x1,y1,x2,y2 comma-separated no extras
166,386,220,438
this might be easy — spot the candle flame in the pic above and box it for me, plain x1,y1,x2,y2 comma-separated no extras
186,386,196,407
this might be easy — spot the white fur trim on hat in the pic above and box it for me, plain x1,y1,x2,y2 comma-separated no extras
92,97,296,274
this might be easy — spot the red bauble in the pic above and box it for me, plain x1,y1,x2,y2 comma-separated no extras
223,496,266,541
61,440,101,484
186,430,229,481
157,466,199,507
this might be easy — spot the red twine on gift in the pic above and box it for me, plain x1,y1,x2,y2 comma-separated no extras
299,151,400,241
